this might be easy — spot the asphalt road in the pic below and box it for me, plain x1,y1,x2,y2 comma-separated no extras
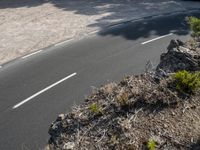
0,11,200,150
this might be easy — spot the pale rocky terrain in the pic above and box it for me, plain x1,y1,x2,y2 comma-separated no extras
0,0,200,64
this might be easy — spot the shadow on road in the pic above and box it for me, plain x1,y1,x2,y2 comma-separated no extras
99,12,200,41
0,0,200,41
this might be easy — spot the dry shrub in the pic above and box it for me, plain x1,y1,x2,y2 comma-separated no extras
116,88,130,106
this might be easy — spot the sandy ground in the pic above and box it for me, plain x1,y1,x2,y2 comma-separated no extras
0,0,200,64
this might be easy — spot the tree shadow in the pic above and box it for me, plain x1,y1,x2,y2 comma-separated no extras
98,13,190,41
1,0,200,41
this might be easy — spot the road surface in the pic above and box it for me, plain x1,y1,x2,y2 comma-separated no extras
0,11,200,150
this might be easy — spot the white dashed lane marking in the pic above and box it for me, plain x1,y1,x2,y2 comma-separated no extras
12,72,77,109
22,50,43,59
141,33,173,45
54,39,73,47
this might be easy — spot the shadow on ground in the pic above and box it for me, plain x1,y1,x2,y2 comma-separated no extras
99,13,190,40
1,0,200,41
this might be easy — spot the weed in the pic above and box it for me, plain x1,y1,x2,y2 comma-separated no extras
89,103,102,114
147,139,157,150
173,70,200,94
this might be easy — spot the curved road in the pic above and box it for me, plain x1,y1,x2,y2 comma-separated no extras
0,11,200,150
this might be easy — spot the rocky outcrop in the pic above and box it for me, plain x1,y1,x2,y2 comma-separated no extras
156,39,200,77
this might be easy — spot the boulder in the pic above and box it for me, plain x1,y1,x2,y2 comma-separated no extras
156,39,200,77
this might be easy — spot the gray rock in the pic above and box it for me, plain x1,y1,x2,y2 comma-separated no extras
63,142,75,150
167,39,181,51
156,39,200,77
57,114,65,121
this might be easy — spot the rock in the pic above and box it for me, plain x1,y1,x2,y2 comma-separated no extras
48,114,66,142
48,121,62,137
145,60,154,72
57,114,65,121
176,39,185,47
156,39,200,77
63,142,75,150
179,46,191,53
167,39,180,51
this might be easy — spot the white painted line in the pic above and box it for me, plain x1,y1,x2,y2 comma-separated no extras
22,50,43,59
89,30,99,35
141,33,173,45
131,18,143,22
0,66,2,69
55,39,73,47
12,72,77,109
110,23,123,28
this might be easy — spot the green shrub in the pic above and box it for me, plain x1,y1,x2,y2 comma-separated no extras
173,70,200,94
147,139,157,150
89,103,102,114
188,16,200,39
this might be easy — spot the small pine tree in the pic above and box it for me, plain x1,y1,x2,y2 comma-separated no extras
173,70,200,94
188,16,200,41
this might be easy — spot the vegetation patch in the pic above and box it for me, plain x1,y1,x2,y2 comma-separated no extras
89,102,102,115
173,70,200,94
147,139,157,150
188,16,200,40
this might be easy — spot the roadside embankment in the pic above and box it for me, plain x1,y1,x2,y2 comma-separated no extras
46,39,200,150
